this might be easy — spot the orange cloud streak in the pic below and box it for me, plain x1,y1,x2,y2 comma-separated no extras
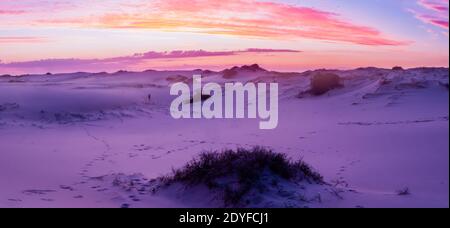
37,0,409,46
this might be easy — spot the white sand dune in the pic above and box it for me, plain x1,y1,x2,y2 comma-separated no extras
0,66,448,208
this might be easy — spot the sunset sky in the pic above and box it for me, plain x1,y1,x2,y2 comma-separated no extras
0,0,449,74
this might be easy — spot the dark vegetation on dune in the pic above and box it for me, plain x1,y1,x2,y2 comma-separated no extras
299,72,342,97
166,75,189,83
392,66,404,71
222,68,238,79
159,147,323,206
310,72,342,95
397,187,411,196
222,64,266,79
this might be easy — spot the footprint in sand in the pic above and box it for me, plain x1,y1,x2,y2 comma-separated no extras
120,203,130,208
128,153,139,158
129,195,141,202
59,185,75,191
22,189,56,196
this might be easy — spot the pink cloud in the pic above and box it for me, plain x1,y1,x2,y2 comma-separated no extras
413,0,449,29
123,49,300,60
0,48,300,74
418,0,449,12
244,48,300,53
429,19,449,28
32,0,408,46
0,9,26,15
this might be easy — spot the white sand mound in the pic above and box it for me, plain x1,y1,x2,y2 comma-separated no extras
97,148,347,208
0,66,447,208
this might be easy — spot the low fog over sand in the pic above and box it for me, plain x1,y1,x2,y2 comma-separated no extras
0,65,448,208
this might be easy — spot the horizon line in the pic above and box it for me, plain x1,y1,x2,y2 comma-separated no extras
2,64,449,77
